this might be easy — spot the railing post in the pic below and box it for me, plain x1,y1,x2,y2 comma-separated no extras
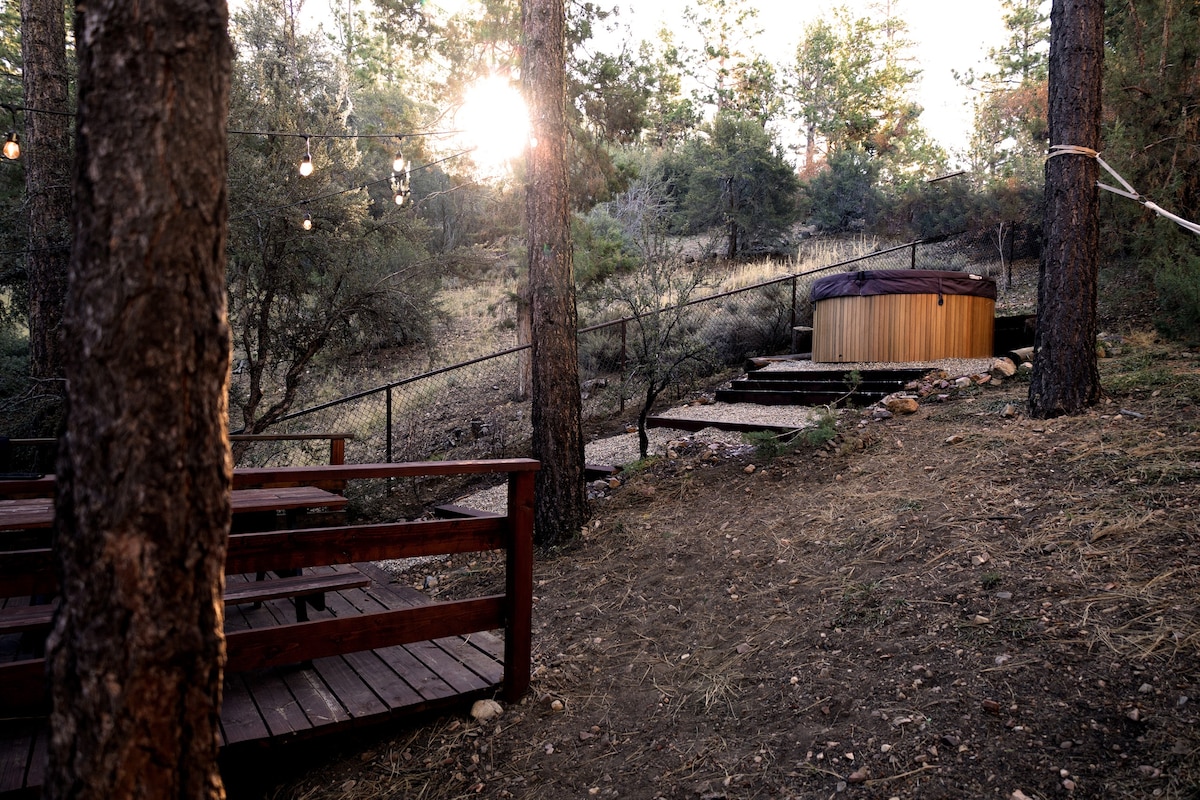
329,436,344,466
910,242,917,269
503,467,536,701
790,275,797,332
385,387,393,464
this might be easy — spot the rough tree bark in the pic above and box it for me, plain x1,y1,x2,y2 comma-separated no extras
1028,0,1104,417
522,0,588,546
47,2,233,799
20,0,71,386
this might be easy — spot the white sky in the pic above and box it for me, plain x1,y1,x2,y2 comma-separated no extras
599,0,1011,156
303,0,1015,155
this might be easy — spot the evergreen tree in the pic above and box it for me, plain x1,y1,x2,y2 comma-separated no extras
227,1,438,440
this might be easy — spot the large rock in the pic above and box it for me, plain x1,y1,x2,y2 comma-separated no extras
991,357,1017,379
884,395,920,415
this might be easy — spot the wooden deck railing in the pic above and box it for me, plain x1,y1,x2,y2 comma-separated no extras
0,458,539,716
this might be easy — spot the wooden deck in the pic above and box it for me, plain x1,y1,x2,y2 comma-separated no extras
0,562,506,796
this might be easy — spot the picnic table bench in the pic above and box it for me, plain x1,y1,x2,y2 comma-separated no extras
0,458,538,797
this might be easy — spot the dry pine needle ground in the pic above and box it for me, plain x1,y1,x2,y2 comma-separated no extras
235,332,1200,800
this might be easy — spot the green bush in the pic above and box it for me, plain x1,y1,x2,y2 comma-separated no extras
1153,249,1200,344
573,207,639,286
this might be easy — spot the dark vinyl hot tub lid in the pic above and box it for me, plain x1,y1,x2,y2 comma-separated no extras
811,269,997,302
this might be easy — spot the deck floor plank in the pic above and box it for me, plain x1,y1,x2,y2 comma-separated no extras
219,672,270,746
0,570,506,797
0,721,34,797
308,655,388,719
281,668,352,728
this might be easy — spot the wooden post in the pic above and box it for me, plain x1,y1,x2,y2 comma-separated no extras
329,436,344,466
503,467,536,701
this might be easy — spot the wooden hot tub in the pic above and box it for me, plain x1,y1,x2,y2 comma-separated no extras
811,269,995,362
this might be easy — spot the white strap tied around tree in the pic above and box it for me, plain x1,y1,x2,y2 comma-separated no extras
1048,144,1200,236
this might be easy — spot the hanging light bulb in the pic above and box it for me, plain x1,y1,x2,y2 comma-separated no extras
392,151,406,174
302,211,313,231
393,190,406,206
2,132,18,161
298,136,313,177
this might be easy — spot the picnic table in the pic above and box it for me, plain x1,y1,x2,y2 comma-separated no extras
0,486,348,537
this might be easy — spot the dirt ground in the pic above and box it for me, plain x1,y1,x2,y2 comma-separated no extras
229,332,1200,800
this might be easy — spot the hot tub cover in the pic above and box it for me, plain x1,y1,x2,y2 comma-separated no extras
811,269,997,302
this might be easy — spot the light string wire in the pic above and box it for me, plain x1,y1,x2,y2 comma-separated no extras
1048,144,1200,236
230,148,474,221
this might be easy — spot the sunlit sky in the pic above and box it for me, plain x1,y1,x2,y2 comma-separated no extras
300,0,1020,157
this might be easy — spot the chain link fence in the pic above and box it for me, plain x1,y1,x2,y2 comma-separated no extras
0,232,1025,514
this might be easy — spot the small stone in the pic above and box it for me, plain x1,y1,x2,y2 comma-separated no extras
955,376,973,389
941,734,961,748
1127,708,1141,722
872,408,894,420
471,699,503,722
1001,403,1018,418
1137,765,1161,779
971,552,990,566
424,575,439,589
550,699,565,712
744,464,757,474
945,434,965,445
996,591,1013,600
1139,683,1154,694
848,767,868,784
1062,779,1076,791
982,699,1002,714
973,614,991,625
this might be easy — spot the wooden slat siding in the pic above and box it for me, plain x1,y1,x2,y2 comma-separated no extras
223,517,507,575
814,294,995,362
225,596,506,673
504,469,534,701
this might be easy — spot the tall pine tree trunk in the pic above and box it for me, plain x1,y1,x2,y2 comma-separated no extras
20,0,71,387
1028,0,1104,417
523,0,587,546
47,2,233,798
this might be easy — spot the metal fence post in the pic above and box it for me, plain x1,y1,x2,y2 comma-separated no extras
385,386,393,463
911,242,917,269
619,318,627,414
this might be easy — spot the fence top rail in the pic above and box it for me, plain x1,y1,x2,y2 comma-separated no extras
233,459,541,488
229,433,356,442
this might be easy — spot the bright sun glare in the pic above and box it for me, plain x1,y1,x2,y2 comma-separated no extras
454,75,531,177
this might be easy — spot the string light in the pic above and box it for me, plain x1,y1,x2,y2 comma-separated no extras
1,105,18,160
392,137,407,174
299,136,313,177
302,211,313,230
